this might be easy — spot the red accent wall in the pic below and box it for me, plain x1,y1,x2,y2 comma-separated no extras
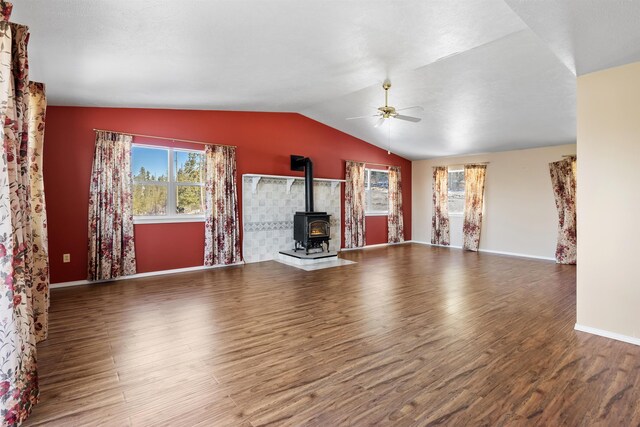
44,107,412,283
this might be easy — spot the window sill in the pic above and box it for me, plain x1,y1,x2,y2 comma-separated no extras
365,212,389,217
134,216,205,224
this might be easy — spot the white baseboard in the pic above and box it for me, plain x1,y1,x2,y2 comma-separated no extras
409,240,430,246
50,279,93,289
575,324,640,347
340,241,410,251
407,241,555,261
409,240,463,249
50,262,245,289
477,248,555,261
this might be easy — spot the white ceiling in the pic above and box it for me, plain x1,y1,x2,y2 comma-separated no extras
12,1,640,159
504,0,640,76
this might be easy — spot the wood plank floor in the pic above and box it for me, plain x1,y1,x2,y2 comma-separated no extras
24,244,640,426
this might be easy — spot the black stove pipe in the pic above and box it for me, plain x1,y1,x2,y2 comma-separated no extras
291,155,314,212
304,157,313,213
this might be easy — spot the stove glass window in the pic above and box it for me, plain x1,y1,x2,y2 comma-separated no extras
309,220,329,237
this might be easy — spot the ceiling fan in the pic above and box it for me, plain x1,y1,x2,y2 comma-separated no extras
346,80,423,127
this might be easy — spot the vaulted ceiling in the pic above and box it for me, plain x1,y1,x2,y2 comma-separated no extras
13,1,640,159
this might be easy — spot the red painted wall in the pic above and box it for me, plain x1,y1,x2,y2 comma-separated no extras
44,107,411,283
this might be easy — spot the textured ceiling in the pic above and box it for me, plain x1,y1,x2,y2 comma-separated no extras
504,0,640,76
11,1,640,159
302,30,576,159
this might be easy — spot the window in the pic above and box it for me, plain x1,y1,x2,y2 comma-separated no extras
448,168,465,215
364,168,389,215
132,145,205,223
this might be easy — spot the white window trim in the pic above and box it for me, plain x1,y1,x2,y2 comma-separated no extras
134,215,205,224
132,144,206,224
364,168,389,216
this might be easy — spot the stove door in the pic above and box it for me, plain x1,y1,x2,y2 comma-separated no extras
308,220,330,238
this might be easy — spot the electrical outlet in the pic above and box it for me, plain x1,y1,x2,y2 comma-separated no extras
63,254,71,263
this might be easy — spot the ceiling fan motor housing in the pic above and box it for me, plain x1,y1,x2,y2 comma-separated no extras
378,106,397,118
345,79,421,124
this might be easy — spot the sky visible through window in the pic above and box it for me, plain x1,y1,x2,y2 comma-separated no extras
132,146,168,181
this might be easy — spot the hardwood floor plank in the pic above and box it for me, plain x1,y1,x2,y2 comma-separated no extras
23,244,640,426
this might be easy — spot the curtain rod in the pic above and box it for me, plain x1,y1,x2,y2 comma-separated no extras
92,128,236,148
345,160,398,168
433,162,490,167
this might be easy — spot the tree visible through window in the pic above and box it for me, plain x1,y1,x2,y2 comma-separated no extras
448,169,465,214
132,147,168,216
365,168,389,214
132,145,205,218
174,150,204,215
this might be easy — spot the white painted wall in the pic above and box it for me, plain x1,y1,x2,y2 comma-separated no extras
449,215,464,248
412,144,576,258
577,61,640,340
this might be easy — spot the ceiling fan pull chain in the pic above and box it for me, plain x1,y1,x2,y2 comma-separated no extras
388,119,392,155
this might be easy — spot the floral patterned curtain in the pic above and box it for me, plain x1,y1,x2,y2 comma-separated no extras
431,166,450,245
87,131,137,281
462,164,487,251
387,166,404,243
0,6,41,425
204,145,241,265
345,161,366,248
27,81,49,342
549,157,577,264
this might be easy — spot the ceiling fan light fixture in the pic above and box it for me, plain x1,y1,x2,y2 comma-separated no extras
345,79,422,126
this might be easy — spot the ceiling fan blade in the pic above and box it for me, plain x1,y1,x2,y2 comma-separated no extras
394,115,421,123
373,117,386,128
396,106,424,112
346,114,378,120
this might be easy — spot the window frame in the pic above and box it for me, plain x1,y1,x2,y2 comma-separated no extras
132,144,206,224
447,167,465,217
364,168,390,216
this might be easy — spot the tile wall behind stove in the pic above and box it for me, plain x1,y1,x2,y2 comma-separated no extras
242,176,342,262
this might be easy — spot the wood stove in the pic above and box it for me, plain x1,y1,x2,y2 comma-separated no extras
293,212,331,253
291,155,331,254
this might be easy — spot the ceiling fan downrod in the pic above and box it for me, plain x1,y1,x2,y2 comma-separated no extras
379,80,396,119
